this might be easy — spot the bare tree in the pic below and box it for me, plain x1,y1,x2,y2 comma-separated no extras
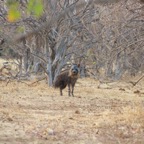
0,0,143,84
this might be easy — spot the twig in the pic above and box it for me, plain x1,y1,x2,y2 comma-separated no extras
129,74,144,86
39,63,48,75
30,77,46,86
6,78,11,86
17,80,30,86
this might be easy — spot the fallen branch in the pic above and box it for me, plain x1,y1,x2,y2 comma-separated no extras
30,77,46,86
129,74,144,86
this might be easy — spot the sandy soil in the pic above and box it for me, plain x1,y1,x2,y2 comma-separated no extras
0,77,144,144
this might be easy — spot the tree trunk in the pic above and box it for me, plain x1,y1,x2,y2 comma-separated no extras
47,60,53,86
23,48,30,74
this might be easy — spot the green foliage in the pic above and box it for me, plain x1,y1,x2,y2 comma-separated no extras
27,0,43,18
16,26,25,33
7,1,21,22
6,0,44,22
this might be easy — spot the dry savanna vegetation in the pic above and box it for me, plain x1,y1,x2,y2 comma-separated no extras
0,59,144,144
0,0,144,143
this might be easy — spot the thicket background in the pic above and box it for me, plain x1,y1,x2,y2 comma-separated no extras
0,0,143,85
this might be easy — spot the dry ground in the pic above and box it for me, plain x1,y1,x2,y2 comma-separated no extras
0,76,144,144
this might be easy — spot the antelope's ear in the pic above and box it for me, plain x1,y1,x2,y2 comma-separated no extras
77,64,80,67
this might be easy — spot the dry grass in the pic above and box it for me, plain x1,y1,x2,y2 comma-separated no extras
0,76,144,144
